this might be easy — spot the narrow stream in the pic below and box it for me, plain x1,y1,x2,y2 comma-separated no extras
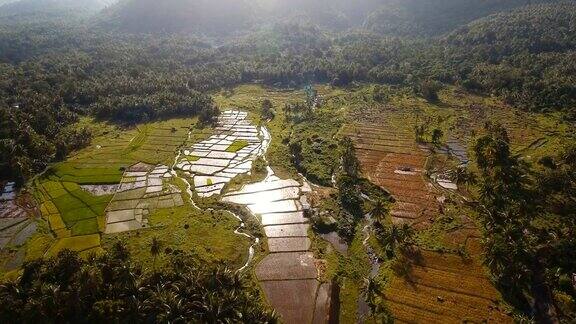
170,127,263,273
357,211,383,321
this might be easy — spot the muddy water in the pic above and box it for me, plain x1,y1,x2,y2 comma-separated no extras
320,231,349,255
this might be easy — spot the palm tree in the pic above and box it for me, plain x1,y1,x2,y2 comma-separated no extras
150,237,162,272
399,224,415,246
454,167,477,190
377,224,414,258
372,199,388,224
340,136,360,178
378,224,401,258
361,277,382,312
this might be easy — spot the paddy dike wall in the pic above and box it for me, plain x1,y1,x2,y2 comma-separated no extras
343,108,511,323
224,178,333,323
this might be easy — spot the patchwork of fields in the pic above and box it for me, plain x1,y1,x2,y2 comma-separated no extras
2,84,573,321
31,118,197,257
343,104,512,323
175,110,264,197
105,163,183,234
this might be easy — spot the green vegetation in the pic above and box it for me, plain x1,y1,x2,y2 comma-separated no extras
261,99,275,120
472,125,576,321
45,234,101,257
0,245,276,322
35,178,111,237
226,139,249,153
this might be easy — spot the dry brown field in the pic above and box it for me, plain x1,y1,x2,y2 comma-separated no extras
342,106,512,323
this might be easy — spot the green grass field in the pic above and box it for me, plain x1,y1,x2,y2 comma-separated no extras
226,139,249,152
101,177,251,270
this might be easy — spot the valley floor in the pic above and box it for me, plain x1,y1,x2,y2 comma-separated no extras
1,83,573,323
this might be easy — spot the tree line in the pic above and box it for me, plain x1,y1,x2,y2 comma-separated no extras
1,3,575,182
0,242,277,323
474,123,575,322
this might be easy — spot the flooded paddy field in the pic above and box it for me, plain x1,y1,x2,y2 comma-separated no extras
175,110,263,197
104,163,183,234
224,173,332,323
0,181,39,274
0,182,37,268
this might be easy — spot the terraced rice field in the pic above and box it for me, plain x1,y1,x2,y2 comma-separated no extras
384,250,511,323
203,109,332,323
176,110,264,197
224,176,333,323
126,123,196,165
104,163,183,233
34,178,109,256
342,108,438,227
343,106,511,323
0,182,38,271
0,182,36,251
429,89,574,161
33,118,195,254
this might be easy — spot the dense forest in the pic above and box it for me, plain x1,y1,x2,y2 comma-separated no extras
1,1,575,181
0,242,276,322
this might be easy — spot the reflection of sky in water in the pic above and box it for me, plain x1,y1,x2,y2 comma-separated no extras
223,187,300,205
248,200,299,215
264,224,308,237
236,179,300,194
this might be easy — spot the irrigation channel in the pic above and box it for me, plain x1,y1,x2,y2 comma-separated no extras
169,111,332,322
169,121,270,273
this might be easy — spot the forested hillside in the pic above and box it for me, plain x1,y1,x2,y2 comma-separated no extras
1,2,575,182
0,0,113,18
99,0,565,37
444,3,576,110
366,0,560,36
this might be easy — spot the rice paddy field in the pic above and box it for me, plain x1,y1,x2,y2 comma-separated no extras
337,85,573,323
342,108,437,228
24,117,243,262
213,85,572,323
2,83,573,322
